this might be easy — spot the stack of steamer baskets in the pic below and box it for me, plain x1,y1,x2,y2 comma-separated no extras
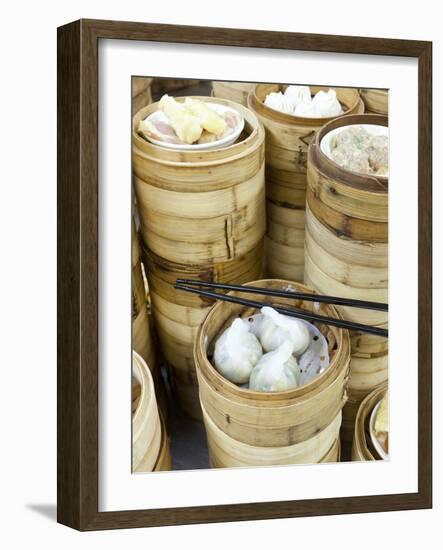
248,84,364,282
304,114,389,442
132,217,156,375
132,96,266,419
359,89,389,115
132,351,172,472
194,280,351,468
212,81,257,107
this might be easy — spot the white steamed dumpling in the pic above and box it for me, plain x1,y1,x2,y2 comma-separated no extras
214,318,263,384
250,306,310,355
264,92,294,114
249,340,300,392
284,85,311,106
311,89,343,117
264,85,343,118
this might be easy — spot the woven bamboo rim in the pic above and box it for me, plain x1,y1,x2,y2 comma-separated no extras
132,351,161,471
248,84,364,128
352,382,388,461
195,279,350,446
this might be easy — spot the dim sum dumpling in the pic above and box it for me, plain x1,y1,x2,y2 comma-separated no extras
184,98,227,137
311,89,343,117
214,318,263,384
284,85,311,106
159,94,203,144
264,92,294,114
249,340,300,392
252,306,310,355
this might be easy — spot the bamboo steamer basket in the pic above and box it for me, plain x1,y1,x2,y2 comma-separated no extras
152,415,173,471
352,382,388,461
304,114,388,441
360,89,388,115
195,279,351,449
212,81,257,106
203,405,342,468
132,219,157,372
143,243,263,419
133,96,266,265
248,84,364,281
132,352,162,471
132,77,153,115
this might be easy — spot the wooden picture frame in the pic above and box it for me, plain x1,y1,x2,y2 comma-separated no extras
57,19,432,530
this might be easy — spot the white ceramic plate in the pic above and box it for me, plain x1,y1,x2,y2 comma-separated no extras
320,123,389,160
143,102,244,151
369,400,389,460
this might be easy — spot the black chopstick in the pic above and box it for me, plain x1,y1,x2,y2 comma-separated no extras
174,283,388,337
175,279,388,312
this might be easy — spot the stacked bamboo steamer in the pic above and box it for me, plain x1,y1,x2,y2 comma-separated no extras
195,279,350,468
360,89,388,115
132,218,156,373
132,352,172,472
304,113,388,443
132,77,153,116
212,81,257,106
248,84,364,282
133,96,266,419
352,383,388,460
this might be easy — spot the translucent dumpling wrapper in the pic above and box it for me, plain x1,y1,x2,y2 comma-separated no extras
158,94,203,144
138,118,182,144
249,340,300,392
183,97,227,137
284,85,311,106
311,89,343,117
247,306,310,355
213,318,263,384
264,92,294,114
244,314,329,384
293,101,321,117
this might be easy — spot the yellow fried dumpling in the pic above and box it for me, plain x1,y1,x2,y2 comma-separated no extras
184,98,227,137
158,94,203,144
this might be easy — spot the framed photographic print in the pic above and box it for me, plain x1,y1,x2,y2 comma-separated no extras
57,19,432,530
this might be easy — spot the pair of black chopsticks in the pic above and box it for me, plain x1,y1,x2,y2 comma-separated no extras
174,279,388,337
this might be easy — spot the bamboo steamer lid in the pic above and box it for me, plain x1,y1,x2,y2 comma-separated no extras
195,279,351,448
133,96,266,266
352,382,388,460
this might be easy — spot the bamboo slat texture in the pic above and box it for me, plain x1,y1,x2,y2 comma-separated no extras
195,279,350,466
360,88,389,115
352,383,388,461
248,84,364,282
304,114,389,443
132,352,162,471
212,81,257,106
134,96,266,418
132,77,153,116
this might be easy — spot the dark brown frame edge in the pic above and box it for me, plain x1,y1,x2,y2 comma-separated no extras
57,18,432,531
